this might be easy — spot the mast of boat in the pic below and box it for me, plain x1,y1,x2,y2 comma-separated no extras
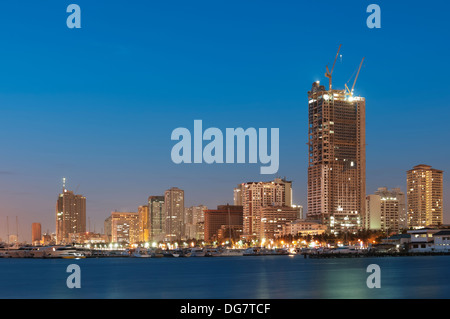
227,204,234,245
6,216,9,250
16,216,19,246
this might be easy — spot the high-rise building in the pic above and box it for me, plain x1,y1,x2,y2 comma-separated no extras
204,205,243,242
259,205,300,240
365,194,381,230
365,187,406,233
31,223,41,245
307,80,366,234
148,196,165,242
184,205,207,240
56,188,86,244
138,205,149,243
164,187,185,241
407,164,444,228
235,178,292,240
234,178,292,207
109,211,140,244
104,216,112,243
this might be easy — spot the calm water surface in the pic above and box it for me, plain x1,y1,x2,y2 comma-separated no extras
0,255,449,299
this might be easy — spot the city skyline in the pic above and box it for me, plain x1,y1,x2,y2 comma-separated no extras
0,1,450,242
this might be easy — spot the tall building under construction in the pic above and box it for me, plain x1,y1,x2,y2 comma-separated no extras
307,46,366,234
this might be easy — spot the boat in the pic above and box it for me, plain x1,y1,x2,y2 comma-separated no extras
60,252,86,259
331,245,359,254
171,249,182,257
26,246,49,258
190,247,206,257
180,248,191,257
105,250,129,257
218,248,245,257
272,248,289,255
6,247,29,258
46,246,85,258
171,248,191,257
243,247,264,256
150,248,164,258
204,247,222,257
162,250,178,257
243,247,289,256
131,247,153,258
0,248,11,258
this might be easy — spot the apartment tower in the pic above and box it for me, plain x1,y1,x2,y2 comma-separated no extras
164,187,185,241
56,188,86,244
138,205,149,243
235,178,292,240
365,187,406,233
148,196,165,242
407,164,444,228
109,211,140,244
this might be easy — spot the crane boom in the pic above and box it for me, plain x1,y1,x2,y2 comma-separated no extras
350,57,365,95
324,44,342,91
330,44,342,76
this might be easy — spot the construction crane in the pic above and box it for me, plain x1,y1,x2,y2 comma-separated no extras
345,57,365,98
325,44,342,92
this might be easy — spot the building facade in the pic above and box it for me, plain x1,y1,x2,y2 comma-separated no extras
235,178,292,240
277,219,327,238
138,205,149,243
109,211,140,245
407,164,444,228
307,80,366,234
164,187,185,241
55,189,86,244
31,223,41,246
204,205,243,242
148,196,165,242
365,187,406,233
259,205,300,240
184,205,207,240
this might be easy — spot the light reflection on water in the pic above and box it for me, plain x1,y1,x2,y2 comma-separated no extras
0,255,449,299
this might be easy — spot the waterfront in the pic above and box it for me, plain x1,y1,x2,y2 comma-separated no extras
0,255,449,299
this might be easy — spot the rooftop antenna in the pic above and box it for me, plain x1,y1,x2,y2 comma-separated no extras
62,177,66,192
325,44,342,92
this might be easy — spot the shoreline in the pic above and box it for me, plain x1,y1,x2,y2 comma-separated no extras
305,251,450,258
1,251,450,259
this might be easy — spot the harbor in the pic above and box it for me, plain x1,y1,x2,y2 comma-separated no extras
0,245,292,259
2,243,450,259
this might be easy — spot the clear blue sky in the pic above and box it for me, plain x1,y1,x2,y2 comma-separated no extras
0,0,449,241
